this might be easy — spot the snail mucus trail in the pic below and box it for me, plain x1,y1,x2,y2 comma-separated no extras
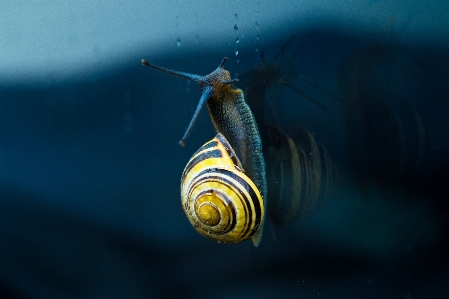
141,57,267,246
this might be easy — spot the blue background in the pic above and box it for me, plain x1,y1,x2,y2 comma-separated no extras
1,1,448,298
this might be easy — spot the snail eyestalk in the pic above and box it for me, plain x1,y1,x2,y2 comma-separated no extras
141,59,202,82
219,57,228,68
178,87,213,146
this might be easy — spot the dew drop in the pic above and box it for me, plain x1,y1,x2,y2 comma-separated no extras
255,46,260,52
254,22,260,31
234,50,239,56
176,38,182,47
234,24,238,33
194,34,200,44
256,34,260,41
235,37,239,44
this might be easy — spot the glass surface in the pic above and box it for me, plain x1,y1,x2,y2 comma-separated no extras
1,1,448,298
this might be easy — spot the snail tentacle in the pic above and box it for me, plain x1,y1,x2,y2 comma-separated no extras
141,59,203,82
179,86,214,146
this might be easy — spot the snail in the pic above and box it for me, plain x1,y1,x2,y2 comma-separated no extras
141,57,266,246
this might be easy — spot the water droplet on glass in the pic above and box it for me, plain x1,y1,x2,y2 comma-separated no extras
194,34,200,44
176,38,182,47
256,34,260,41
235,37,239,44
234,50,239,56
254,10,259,15
254,22,260,31
234,24,238,33
255,46,259,52
234,13,238,20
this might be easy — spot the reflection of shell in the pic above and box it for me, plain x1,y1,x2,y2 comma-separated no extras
266,124,337,226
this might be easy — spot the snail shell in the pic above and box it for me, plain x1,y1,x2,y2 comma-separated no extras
181,133,264,243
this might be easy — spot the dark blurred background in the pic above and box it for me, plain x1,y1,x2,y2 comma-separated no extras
1,1,448,298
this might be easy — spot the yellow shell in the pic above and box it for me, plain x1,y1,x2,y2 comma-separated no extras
181,133,264,243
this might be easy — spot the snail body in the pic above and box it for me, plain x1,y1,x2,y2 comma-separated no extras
142,58,266,246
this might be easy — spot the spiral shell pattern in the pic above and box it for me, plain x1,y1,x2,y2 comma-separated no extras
181,133,264,243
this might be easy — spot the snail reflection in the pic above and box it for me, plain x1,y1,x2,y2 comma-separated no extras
337,42,428,193
238,34,337,231
141,36,337,245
